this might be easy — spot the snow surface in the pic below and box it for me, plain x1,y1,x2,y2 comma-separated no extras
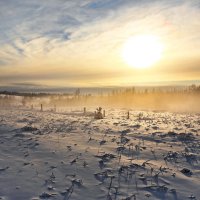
0,107,199,200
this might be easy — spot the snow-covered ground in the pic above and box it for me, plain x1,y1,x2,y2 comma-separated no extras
0,107,199,200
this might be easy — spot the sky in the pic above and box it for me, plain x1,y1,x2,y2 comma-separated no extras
0,0,200,88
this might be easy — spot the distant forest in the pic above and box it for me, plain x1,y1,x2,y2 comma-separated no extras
0,84,200,97
0,85,200,112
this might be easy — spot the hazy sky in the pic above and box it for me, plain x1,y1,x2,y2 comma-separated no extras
0,0,200,87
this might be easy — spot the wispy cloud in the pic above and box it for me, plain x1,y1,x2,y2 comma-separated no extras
0,0,200,86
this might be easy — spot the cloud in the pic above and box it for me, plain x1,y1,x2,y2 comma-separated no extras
0,0,200,86
0,60,8,66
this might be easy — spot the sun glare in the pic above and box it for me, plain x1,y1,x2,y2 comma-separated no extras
122,35,164,69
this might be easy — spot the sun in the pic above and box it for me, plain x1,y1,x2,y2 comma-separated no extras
122,35,164,69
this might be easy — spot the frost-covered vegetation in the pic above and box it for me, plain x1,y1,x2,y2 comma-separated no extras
0,107,199,200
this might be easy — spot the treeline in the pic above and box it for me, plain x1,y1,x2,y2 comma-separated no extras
0,84,200,97
0,91,70,97
109,84,200,96
0,85,200,112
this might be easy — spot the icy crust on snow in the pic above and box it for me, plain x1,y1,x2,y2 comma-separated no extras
0,108,199,200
